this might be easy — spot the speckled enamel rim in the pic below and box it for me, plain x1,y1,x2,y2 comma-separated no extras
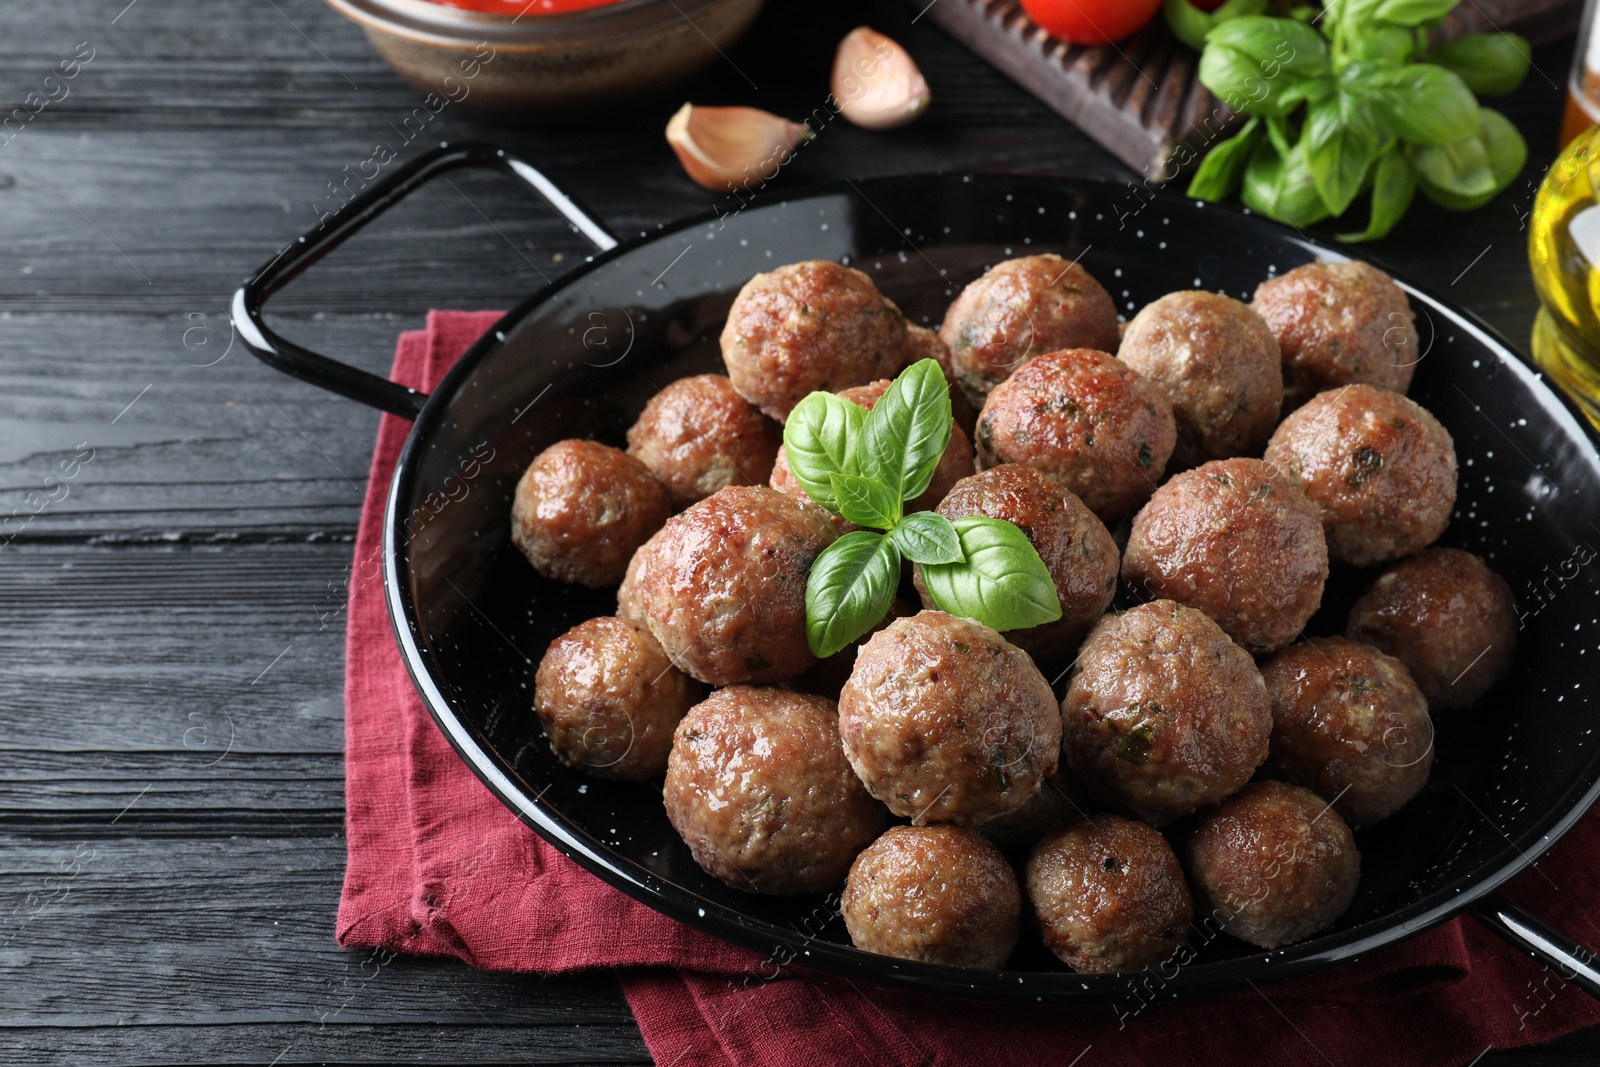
379,172,1600,1002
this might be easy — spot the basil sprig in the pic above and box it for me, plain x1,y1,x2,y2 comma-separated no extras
786,359,1062,658
1184,3,1530,242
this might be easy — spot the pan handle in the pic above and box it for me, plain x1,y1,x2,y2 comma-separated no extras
1470,892,1600,1000
232,141,620,420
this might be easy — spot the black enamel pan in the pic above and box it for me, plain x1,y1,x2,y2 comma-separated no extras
237,142,1600,1002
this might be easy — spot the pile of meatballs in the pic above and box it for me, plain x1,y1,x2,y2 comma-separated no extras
511,252,1518,975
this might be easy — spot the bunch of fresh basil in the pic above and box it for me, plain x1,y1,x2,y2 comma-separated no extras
1187,0,1530,241
785,359,1062,658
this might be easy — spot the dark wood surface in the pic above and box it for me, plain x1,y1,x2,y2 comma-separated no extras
0,1,1593,1063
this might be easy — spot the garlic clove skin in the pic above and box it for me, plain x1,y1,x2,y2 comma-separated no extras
664,103,812,192
832,26,930,131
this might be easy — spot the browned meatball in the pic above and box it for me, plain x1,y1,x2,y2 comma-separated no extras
626,374,781,509
1264,385,1457,567
975,349,1176,523
721,260,907,421
1118,291,1283,466
842,825,1021,969
511,439,672,589
1186,780,1361,949
625,486,837,686
663,686,886,894
913,465,1118,670
1347,548,1517,711
907,322,980,438
1252,260,1417,410
1122,458,1328,655
1025,814,1193,973
533,617,702,781
1260,637,1433,825
1062,601,1271,826
839,610,1062,826
769,379,974,515
939,255,1120,401
976,766,1086,856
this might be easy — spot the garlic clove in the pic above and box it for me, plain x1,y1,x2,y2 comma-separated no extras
664,103,812,192
832,26,930,131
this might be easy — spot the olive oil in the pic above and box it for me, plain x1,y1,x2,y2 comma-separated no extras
1530,125,1600,431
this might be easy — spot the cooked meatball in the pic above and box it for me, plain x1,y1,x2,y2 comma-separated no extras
1186,780,1361,949
1260,637,1434,825
533,616,702,781
907,322,980,437
1347,548,1517,711
976,766,1086,856
1252,260,1417,409
975,349,1176,523
663,686,886,894
769,379,974,515
913,465,1118,671
1122,458,1328,654
625,485,837,685
1118,291,1283,466
1025,814,1193,973
1062,601,1272,825
939,255,1120,401
1264,384,1457,567
626,374,781,509
721,260,907,421
511,439,672,588
839,610,1061,826
843,825,1021,969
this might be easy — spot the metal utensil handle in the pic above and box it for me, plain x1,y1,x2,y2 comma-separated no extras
1471,892,1600,1000
232,141,619,420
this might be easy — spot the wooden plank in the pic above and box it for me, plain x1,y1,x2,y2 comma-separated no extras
3,1026,648,1067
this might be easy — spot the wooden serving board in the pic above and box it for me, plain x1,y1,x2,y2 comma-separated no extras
916,0,1582,177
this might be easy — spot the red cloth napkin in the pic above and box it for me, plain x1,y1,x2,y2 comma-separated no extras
339,311,1600,1067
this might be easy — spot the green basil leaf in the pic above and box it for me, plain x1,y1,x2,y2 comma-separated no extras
1427,33,1532,97
1265,114,1295,158
1367,64,1480,144
1200,18,1330,117
782,391,865,513
805,531,901,658
1343,25,1416,64
1367,0,1457,26
919,517,1062,632
1306,87,1385,216
830,472,900,529
1165,0,1218,51
1416,107,1526,210
1277,74,1335,110
1205,17,1331,78
858,358,952,506
1241,138,1331,227
1338,148,1417,242
1188,117,1261,201
1166,0,1268,50
890,511,964,565
1408,135,1496,199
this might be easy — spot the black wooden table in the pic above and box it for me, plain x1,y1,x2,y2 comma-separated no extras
0,1,1593,1063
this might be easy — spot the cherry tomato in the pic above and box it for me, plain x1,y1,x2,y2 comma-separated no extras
1018,0,1164,45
